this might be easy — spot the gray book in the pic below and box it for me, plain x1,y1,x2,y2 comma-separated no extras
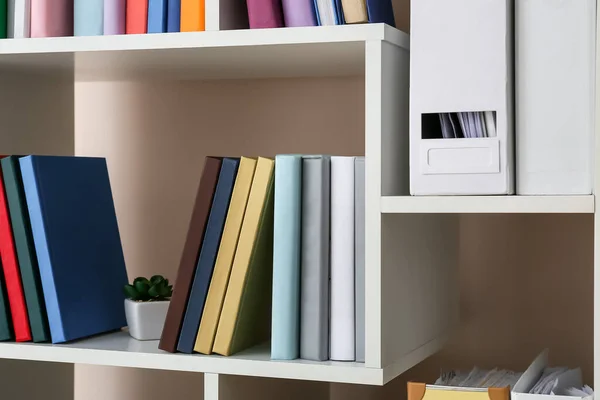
354,157,365,362
300,155,330,361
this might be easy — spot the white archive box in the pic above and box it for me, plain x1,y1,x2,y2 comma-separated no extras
409,0,514,195
512,349,593,400
516,0,595,195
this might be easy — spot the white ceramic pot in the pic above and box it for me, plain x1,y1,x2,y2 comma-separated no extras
124,299,170,341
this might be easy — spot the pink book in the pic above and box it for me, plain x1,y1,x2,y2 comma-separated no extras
246,0,284,29
282,0,316,27
104,0,126,35
30,0,74,37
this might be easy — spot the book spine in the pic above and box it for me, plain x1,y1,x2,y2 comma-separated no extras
516,0,595,195
177,158,239,354
0,0,7,38
0,169,31,342
2,157,50,343
126,0,148,34
8,0,30,38
247,0,284,29
271,155,302,360
299,156,330,361
166,0,180,32
281,0,316,27
74,0,103,36
158,157,222,353
213,157,274,356
147,0,167,33
104,0,125,35
180,0,204,31
341,0,367,23
30,0,73,37
20,158,61,341
193,157,257,355
366,0,395,27
329,156,355,361
354,157,365,362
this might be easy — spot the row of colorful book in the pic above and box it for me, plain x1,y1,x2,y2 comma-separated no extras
271,155,365,362
0,0,206,38
0,0,396,39
159,155,365,360
250,0,395,29
0,155,128,344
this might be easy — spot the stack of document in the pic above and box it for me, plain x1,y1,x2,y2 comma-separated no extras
439,112,497,139
435,367,522,388
528,367,592,397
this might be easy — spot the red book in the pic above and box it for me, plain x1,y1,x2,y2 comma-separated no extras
0,171,31,342
127,0,148,34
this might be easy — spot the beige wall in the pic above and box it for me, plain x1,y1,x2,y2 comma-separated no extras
73,1,593,399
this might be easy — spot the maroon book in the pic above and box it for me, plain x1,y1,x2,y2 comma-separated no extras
159,157,222,352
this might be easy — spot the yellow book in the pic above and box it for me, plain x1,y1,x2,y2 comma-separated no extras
193,157,257,354
212,157,275,356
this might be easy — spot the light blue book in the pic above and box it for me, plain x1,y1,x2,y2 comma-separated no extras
74,0,103,36
271,155,302,360
148,0,168,33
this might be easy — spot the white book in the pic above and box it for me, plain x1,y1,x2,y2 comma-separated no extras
8,0,31,38
330,156,355,361
516,0,595,195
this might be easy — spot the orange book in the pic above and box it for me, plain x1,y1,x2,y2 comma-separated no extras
126,0,148,34
181,0,205,31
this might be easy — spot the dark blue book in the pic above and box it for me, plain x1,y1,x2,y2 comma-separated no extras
20,156,128,344
367,0,395,27
167,0,181,32
177,158,239,353
148,0,168,33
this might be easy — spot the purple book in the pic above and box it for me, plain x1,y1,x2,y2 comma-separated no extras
246,0,284,29
282,0,316,27
104,0,126,35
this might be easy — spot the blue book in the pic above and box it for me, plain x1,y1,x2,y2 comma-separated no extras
271,155,302,360
367,0,395,27
20,156,128,344
148,0,168,33
177,158,239,353
167,0,181,32
74,0,104,36
313,0,344,25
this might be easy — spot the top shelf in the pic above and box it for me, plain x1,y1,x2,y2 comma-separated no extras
0,24,408,81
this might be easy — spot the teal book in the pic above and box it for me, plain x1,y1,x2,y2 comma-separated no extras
271,155,302,360
1,156,49,342
74,0,103,36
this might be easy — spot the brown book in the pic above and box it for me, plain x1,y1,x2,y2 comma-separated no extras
158,157,222,352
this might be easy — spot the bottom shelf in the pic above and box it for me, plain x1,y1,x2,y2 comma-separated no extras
0,331,381,385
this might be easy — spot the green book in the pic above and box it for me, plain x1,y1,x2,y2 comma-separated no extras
0,271,13,340
0,0,6,39
1,156,50,342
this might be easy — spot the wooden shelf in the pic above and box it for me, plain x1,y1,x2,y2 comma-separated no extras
381,195,595,214
0,24,408,81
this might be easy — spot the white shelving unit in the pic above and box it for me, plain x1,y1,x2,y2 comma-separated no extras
0,7,597,400
0,23,460,400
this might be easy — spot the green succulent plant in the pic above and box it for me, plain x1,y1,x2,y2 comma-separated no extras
123,275,173,302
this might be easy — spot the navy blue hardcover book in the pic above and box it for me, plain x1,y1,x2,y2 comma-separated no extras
167,0,181,32
20,156,128,344
367,0,395,27
177,158,240,353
